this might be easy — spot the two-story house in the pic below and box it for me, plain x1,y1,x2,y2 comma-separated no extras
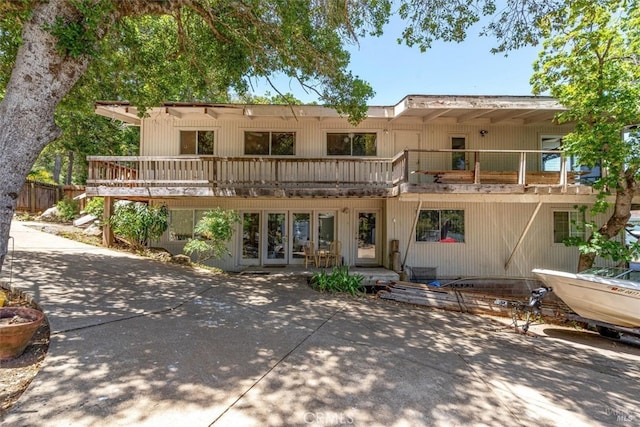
88,95,603,279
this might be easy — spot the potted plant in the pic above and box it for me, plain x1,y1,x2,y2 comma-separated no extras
0,306,44,360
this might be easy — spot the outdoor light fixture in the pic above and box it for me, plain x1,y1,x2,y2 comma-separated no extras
480,130,488,137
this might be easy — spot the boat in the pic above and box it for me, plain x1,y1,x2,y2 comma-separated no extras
532,267,640,328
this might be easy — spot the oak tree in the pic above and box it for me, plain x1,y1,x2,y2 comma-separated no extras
532,0,640,271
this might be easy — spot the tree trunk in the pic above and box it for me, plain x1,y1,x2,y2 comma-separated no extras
577,171,638,271
0,1,90,272
53,155,62,184
66,151,74,185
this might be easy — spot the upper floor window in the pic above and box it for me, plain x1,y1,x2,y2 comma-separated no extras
180,130,214,155
416,209,465,243
553,210,585,244
245,131,295,155
327,132,377,156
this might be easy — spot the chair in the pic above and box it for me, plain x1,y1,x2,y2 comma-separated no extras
326,240,342,267
303,241,317,268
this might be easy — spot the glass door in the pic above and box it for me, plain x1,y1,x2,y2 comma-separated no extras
356,211,379,265
265,212,287,264
451,136,467,170
241,212,260,265
290,212,311,264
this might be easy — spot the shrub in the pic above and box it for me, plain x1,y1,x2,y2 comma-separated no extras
109,202,168,249
84,197,104,218
56,197,79,222
183,208,240,263
310,266,365,296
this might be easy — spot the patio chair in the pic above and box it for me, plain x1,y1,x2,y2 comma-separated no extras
326,240,342,267
303,241,317,268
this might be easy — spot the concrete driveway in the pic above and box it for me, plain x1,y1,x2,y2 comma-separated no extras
2,221,640,426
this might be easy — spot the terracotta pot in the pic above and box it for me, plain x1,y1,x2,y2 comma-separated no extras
0,307,44,360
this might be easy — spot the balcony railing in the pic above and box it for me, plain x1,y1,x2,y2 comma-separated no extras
87,149,594,196
87,155,395,188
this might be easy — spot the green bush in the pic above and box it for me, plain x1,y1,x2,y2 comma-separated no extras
84,197,104,218
183,208,240,263
109,202,168,249
310,266,364,296
56,197,79,221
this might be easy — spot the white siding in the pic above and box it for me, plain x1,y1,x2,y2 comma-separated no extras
140,112,572,160
385,199,609,279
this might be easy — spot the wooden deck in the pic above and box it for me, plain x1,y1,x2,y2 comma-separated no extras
416,170,580,185
85,149,594,198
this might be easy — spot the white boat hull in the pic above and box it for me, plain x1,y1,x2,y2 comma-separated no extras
532,268,640,327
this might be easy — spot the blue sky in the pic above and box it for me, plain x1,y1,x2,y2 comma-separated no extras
253,18,542,106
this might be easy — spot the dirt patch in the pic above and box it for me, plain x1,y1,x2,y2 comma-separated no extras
0,287,50,417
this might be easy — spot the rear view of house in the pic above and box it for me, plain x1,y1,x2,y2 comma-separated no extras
88,95,600,279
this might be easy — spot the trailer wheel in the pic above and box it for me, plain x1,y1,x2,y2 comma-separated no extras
596,326,621,339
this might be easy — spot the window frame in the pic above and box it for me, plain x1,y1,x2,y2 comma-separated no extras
415,209,465,243
168,209,210,241
179,130,215,155
326,132,378,157
552,209,585,244
243,131,296,156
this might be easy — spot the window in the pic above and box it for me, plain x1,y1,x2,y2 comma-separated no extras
180,130,214,155
327,132,377,156
244,131,295,155
169,209,208,241
416,210,465,243
553,211,585,243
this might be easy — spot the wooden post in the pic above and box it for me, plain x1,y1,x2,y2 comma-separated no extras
102,196,114,247
402,200,423,270
504,201,542,270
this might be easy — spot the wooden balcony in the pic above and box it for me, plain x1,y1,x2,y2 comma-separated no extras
86,149,596,198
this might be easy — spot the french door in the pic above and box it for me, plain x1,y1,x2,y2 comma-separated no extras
264,212,287,264
241,210,334,265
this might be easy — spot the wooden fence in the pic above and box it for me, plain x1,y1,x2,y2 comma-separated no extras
16,180,86,213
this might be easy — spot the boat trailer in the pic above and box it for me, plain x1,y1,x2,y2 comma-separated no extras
499,286,640,339
494,287,552,333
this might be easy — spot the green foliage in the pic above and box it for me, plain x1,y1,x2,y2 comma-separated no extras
84,197,104,219
310,266,365,296
109,202,168,249
183,208,240,263
26,169,55,184
56,197,80,222
47,0,114,58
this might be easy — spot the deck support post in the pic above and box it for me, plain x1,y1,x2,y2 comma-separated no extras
504,201,543,270
402,200,423,271
102,196,114,247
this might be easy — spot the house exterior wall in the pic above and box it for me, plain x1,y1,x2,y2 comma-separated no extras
103,103,600,279
384,198,614,278
153,197,385,272
140,112,573,160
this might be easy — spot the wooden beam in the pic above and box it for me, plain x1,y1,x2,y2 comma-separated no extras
422,109,451,123
402,201,422,270
102,196,114,247
166,108,183,119
504,201,543,270
95,106,141,126
204,108,217,119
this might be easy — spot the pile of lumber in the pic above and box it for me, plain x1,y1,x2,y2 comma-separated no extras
377,280,571,318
